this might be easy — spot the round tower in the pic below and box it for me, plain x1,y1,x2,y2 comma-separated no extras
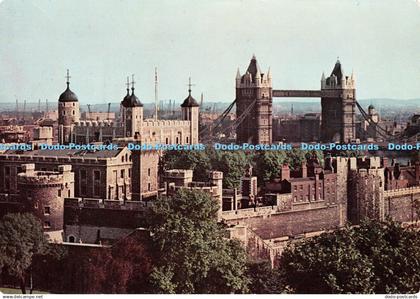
181,77,200,144
58,69,80,144
18,164,75,238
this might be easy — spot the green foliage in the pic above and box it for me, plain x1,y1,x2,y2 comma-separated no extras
0,213,49,294
279,220,420,294
161,149,212,181
254,150,323,182
211,150,251,188
255,151,287,182
285,149,323,170
147,189,249,293
246,261,286,294
162,148,322,188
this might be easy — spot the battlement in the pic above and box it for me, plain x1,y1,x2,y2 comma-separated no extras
17,163,73,186
222,205,280,220
236,71,272,89
142,119,191,127
168,184,220,194
0,154,110,165
384,186,420,197
322,69,355,90
64,197,149,210
349,167,384,176
222,193,293,220
75,120,117,127
349,156,382,170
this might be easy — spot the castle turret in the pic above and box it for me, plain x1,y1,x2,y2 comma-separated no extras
320,59,356,143
18,164,74,241
236,55,272,144
181,77,200,144
120,75,143,139
58,69,80,144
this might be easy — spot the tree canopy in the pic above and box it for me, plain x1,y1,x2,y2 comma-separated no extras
279,220,420,294
0,213,49,294
146,189,249,293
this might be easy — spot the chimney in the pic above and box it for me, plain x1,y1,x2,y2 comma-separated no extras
279,164,290,181
301,163,307,178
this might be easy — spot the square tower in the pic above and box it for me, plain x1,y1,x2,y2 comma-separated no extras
235,55,272,144
320,60,356,143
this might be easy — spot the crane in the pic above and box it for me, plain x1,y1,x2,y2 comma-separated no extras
107,103,111,121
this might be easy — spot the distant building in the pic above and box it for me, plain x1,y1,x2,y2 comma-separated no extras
273,113,320,142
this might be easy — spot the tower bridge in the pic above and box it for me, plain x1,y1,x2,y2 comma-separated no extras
200,56,411,144
234,55,356,144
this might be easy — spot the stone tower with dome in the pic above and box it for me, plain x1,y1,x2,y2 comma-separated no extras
180,77,200,144
120,76,144,138
58,70,80,144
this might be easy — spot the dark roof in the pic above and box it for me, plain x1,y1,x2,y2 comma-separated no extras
59,84,79,102
181,94,199,107
121,89,143,108
246,55,261,78
330,60,344,83
122,89,130,102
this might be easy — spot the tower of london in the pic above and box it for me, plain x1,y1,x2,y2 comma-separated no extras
57,72,200,147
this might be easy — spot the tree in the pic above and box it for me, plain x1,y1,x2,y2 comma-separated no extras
279,220,420,294
246,261,286,294
254,151,287,182
58,233,153,294
211,151,250,188
161,149,212,182
0,213,49,294
147,189,249,293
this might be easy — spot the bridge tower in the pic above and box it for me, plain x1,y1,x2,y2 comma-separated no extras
321,60,356,143
236,55,272,144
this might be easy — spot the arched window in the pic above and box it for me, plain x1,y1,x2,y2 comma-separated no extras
68,235,76,243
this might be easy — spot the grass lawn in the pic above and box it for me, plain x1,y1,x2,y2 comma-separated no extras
0,287,49,294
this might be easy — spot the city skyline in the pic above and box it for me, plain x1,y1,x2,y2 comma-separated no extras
0,0,420,104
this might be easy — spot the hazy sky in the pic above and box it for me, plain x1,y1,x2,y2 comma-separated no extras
0,0,419,105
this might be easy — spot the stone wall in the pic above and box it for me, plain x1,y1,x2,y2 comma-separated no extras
384,187,420,223
63,197,149,244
